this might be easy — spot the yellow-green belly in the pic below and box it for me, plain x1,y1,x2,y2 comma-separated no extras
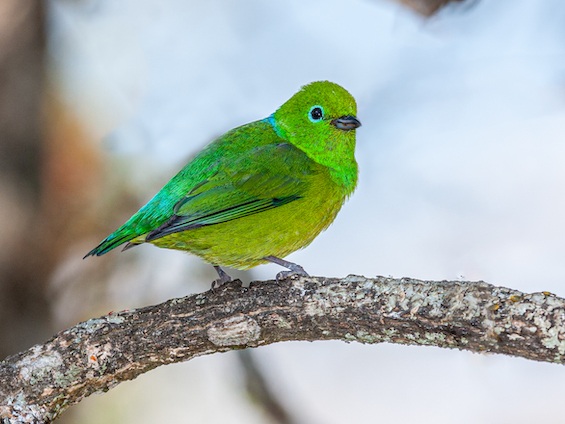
147,179,345,269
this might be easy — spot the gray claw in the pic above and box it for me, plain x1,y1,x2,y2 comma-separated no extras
272,262,309,282
212,266,233,289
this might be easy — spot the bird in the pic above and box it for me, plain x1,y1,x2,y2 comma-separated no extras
85,81,361,287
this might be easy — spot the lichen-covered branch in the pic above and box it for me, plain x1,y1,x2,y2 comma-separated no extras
1,275,565,423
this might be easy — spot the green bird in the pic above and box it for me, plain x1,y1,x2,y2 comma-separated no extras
85,81,361,286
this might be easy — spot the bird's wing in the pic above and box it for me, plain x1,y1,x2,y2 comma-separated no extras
144,142,318,241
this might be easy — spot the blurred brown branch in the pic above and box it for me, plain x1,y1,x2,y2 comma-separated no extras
1,275,564,423
237,349,297,424
0,0,52,359
0,0,105,361
390,0,467,16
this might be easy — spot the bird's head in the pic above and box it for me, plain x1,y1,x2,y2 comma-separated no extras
270,81,361,175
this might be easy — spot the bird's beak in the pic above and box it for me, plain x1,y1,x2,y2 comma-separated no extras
331,115,362,131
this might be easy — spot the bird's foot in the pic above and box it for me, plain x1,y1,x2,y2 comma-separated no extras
274,269,309,282
212,266,233,290
263,256,310,282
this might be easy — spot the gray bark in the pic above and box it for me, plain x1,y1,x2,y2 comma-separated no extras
1,275,564,423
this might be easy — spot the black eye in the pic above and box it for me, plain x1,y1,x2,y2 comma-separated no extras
308,105,324,123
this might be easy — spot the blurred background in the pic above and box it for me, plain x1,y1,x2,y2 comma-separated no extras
2,0,565,422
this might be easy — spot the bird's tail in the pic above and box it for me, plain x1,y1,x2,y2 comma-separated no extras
84,231,139,258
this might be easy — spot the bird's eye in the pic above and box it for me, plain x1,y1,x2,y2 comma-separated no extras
308,105,324,123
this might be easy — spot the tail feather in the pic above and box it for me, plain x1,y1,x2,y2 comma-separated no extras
84,232,140,258
121,241,142,252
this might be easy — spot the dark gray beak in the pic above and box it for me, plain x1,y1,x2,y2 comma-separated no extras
331,115,362,131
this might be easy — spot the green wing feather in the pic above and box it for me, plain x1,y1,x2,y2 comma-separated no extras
145,143,313,241
85,139,317,256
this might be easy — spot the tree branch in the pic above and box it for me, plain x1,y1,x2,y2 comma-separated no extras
1,275,564,423
390,0,466,16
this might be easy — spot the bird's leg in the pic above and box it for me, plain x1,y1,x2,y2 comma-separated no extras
263,256,309,282
212,265,233,289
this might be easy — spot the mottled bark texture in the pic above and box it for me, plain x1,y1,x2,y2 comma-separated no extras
2,275,565,423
